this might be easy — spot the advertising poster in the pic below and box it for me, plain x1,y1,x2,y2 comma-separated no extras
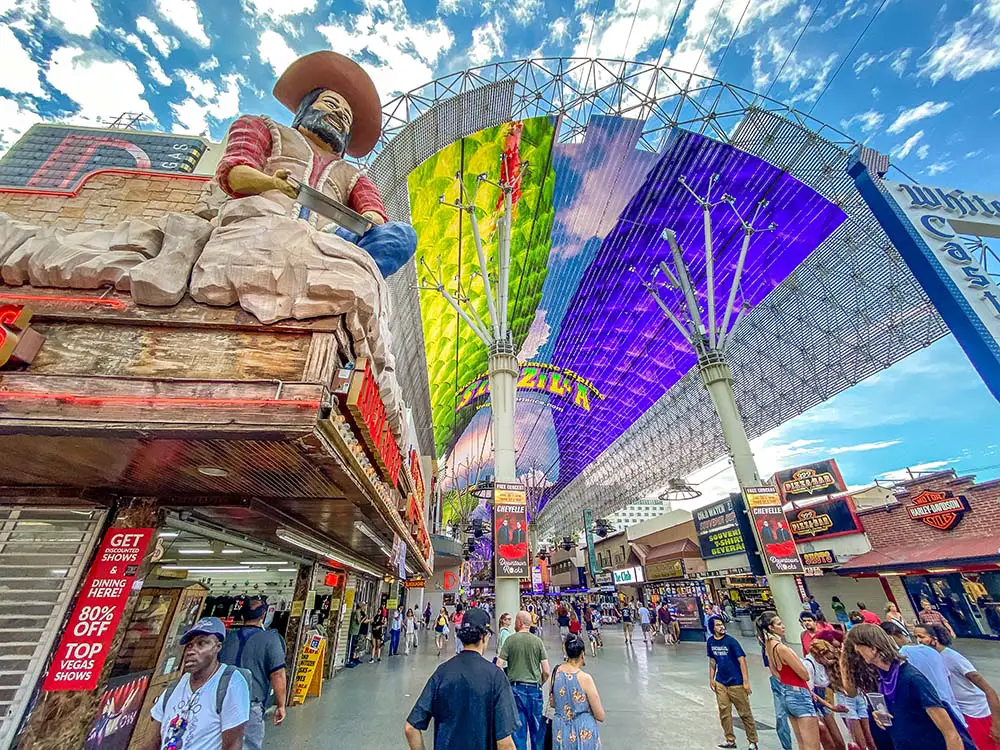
85,671,151,750
493,483,530,579
786,495,864,541
292,635,325,704
43,528,153,691
774,459,847,502
743,487,803,575
692,497,747,558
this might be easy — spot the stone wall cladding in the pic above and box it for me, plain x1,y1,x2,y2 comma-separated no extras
0,172,208,231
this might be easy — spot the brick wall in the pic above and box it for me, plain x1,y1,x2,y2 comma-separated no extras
0,172,208,231
858,470,1000,548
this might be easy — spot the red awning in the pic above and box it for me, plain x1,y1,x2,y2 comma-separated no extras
837,535,1000,574
645,538,701,564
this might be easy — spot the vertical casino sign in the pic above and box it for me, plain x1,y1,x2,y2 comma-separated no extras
43,528,153,691
493,483,530,579
742,487,804,575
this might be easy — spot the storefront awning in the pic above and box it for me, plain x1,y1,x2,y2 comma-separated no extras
837,534,1000,574
645,538,701,564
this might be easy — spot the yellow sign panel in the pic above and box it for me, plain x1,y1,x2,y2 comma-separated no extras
290,600,304,618
291,635,325,705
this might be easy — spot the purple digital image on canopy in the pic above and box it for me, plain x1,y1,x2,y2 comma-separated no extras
544,128,847,501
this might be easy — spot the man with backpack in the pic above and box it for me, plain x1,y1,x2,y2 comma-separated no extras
145,617,250,750
220,597,288,750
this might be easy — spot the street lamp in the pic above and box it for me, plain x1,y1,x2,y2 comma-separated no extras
633,172,802,638
419,171,521,620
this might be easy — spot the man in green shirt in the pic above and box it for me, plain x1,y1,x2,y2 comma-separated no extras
497,611,551,750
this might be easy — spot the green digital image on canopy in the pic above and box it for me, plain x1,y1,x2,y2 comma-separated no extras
408,116,557,458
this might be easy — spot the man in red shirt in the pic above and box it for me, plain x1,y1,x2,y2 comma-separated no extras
857,602,882,624
799,610,834,655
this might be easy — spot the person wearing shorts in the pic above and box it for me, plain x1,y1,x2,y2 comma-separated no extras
638,601,652,645
834,689,877,749
621,602,634,645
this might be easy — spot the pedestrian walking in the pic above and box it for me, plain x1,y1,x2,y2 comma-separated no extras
881,621,963,725
590,603,603,649
143,617,250,750
347,605,363,666
583,604,598,656
557,600,571,640
568,608,582,638
804,639,848,750
800,609,834,656
919,598,958,639
390,605,404,656
219,597,287,750
370,609,385,662
831,596,850,631
405,607,518,750
808,595,823,619
434,607,449,657
758,610,821,750
452,604,465,655
497,610,551,750
496,612,514,660
423,603,432,630
405,608,419,654
657,601,674,644
620,601,634,646
883,602,910,638
763,641,794,750
856,603,881,625
841,623,975,750
917,623,1000,750
707,616,759,750
550,634,604,749
820,629,876,750
638,601,652,645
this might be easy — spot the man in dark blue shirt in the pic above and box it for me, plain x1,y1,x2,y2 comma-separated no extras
405,607,519,750
707,617,758,750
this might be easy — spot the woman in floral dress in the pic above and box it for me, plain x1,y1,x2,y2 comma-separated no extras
551,635,605,749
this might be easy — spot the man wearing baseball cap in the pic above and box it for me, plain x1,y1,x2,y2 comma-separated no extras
405,607,519,750
143,617,251,750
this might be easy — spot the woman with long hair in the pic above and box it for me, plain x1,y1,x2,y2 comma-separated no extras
758,610,821,750
884,602,911,639
806,639,848,750
404,607,418,654
434,606,449,657
496,612,513,660
821,627,877,750
841,623,974,750
370,608,385,663
551,634,605,749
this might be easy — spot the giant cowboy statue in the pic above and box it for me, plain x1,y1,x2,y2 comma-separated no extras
189,51,417,327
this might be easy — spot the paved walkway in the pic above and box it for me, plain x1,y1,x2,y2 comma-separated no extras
264,627,1000,749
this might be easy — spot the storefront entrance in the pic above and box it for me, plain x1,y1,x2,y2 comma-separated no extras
903,572,999,639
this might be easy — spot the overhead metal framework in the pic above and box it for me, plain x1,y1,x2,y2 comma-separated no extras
365,57,948,535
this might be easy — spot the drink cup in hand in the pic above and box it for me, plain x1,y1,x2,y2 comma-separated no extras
867,693,893,727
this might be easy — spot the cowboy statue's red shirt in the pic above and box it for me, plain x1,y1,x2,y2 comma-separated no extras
216,114,388,222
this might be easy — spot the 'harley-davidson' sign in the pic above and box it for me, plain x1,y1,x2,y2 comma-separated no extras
907,490,970,531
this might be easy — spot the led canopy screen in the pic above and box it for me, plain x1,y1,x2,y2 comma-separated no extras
410,116,846,517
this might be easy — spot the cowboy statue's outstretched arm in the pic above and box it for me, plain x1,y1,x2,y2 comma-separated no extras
227,165,297,199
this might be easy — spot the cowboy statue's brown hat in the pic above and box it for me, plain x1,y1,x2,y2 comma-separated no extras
273,51,381,158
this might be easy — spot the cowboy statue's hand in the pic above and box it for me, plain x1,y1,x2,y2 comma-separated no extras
272,169,298,199
362,211,386,231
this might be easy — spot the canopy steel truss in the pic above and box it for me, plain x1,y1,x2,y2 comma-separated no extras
365,58,948,535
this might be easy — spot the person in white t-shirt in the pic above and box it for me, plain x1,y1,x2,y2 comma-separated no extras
144,617,250,750
917,622,1000,750
638,602,652,644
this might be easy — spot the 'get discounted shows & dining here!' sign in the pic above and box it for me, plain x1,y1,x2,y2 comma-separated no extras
43,528,153,691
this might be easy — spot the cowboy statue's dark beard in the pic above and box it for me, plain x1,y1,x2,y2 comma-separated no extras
297,108,350,155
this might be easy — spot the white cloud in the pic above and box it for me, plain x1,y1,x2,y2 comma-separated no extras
47,46,153,124
928,160,954,176
510,0,541,25
752,33,838,104
470,17,505,64
550,17,569,44
317,0,455,100
916,143,929,160
154,0,210,47
878,460,953,482
241,0,316,18
853,52,876,75
0,96,41,156
891,130,924,160
136,16,179,57
841,110,884,134
890,47,912,76
200,56,219,71
518,310,551,360
122,32,172,85
48,0,99,36
259,29,297,77
437,0,462,14
0,26,44,96
828,440,901,455
886,100,951,134
169,71,241,135
920,4,1000,82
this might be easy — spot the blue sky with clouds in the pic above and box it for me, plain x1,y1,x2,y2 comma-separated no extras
1,0,999,491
